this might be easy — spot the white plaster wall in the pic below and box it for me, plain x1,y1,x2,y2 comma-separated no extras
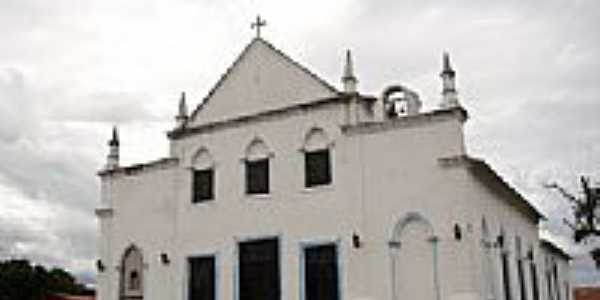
99,101,561,300
97,166,180,300
340,115,544,300
173,102,353,300
539,247,572,300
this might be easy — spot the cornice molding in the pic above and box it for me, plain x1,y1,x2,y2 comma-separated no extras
342,106,468,136
98,157,179,178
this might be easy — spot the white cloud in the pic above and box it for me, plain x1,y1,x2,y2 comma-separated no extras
1,0,599,286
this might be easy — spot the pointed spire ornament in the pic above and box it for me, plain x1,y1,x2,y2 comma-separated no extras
439,52,460,109
109,125,119,147
342,49,358,94
106,126,120,170
176,92,189,127
442,52,455,76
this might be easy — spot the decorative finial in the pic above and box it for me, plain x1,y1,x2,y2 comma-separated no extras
441,52,455,76
251,15,267,38
109,126,119,147
439,52,460,109
176,91,189,127
342,49,358,94
106,125,120,170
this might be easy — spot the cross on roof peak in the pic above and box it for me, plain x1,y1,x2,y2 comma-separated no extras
251,15,267,38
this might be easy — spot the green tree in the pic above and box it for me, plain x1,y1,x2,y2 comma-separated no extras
546,176,600,267
0,259,87,300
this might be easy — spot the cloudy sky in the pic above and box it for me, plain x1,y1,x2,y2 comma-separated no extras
1,0,599,286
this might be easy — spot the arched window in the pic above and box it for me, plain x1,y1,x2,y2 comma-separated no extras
244,138,271,195
303,128,332,188
191,148,215,202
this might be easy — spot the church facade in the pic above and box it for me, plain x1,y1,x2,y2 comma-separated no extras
96,36,572,300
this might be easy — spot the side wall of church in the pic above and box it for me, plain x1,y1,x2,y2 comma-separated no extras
344,116,542,300
462,169,541,300
539,246,572,300
99,103,556,300
97,166,181,300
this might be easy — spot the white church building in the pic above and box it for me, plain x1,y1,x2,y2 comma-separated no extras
96,30,572,300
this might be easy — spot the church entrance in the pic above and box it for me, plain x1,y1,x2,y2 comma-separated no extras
389,212,440,300
119,245,144,300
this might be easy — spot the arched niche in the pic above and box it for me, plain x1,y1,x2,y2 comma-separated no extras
380,85,422,118
302,127,331,152
191,147,214,170
120,244,144,300
388,212,440,300
244,137,271,161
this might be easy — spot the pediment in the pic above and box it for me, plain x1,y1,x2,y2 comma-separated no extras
188,38,339,126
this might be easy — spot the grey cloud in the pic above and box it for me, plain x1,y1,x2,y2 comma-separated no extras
0,69,38,143
1,0,600,286
45,91,166,124
0,68,99,279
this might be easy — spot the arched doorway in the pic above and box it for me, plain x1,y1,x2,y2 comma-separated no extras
389,212,440,300
120,245,144,300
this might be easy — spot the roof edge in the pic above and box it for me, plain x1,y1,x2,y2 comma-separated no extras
169,95,353,139
438,154,546,221
98,157,179,178
540,238,573,260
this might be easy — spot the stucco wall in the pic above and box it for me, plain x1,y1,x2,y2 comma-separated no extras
98,165,179,300
98,102,565,300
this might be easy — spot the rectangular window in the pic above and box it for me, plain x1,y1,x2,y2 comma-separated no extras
305,149,331,188
239,238,280,300
547,271,554,300
517,258,527,300
530,262,540,300
188,256,215,300
502,252,512,300
304,244,339,300
554,265,561,300
193,169,214,203
246,159,269,194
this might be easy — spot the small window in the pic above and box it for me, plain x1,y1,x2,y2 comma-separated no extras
305,149,331,187
246,159,269,194
193,168,214,202
502,251,512,300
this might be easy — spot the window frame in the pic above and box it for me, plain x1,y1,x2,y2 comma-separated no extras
188,255,217,300
192,167,215,203
300,241,341,300
245,158,270,195
304,148,332,188
236,237,281,300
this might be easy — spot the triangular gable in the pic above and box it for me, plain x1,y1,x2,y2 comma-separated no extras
188,38,339,126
